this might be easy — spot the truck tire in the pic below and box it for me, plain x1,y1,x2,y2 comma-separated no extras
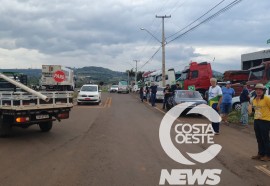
0,118,11,137
39,121,53,132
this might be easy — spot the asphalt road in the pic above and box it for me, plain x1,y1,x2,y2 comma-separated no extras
0,92,269,186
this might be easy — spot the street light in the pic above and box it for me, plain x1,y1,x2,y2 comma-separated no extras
140,28,161,44
140,25,167,87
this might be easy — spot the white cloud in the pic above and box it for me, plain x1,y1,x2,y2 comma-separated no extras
193,45,266,72
0,0,269,72
0,48,45,69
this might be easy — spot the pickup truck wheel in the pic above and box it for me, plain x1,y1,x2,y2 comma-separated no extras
0,118,11,137
39,121,53,132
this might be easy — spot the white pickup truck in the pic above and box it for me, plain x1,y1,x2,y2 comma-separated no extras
0,73,73,137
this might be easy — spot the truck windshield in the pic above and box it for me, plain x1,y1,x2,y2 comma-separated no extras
180,72,188,80
175,73,181,81
156,75,162,82
81,86,97,92
119,81,128,86
249,67,264,81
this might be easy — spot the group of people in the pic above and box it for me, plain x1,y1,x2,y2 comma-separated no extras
208,78,270,161
139,83,156,106
208,78,253,133
138,78,270,161
208,78,235,135
139,83,182,108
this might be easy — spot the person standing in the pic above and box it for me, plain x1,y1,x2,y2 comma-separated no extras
145,85,150,102
208,78,223,135
221,81,235,123
163,84,172,109
176,83,182,90
240,82,250,126
139,87,144,102
150,83,157,107
251,84,270,161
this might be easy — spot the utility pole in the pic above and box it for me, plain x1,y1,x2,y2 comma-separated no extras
133,60,139,85
156,15,171,87
127,70,130,86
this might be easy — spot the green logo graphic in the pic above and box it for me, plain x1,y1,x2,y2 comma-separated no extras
188,85,195,91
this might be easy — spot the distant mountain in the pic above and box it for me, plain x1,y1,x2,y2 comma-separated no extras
212,70,223,77
0,66,128,84
0,69,41,77
75,66,127,84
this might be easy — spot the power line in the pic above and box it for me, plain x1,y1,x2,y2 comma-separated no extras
138,0,172,59
168,0,187,15
139,46,162,70
167,0,225,39
167,0,243,44
139,0,242,71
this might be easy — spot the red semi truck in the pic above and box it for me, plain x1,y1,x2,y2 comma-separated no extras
231,61,270,96
224,70,250,96
183,61,213,95
223,70,249,84
246,61,270,88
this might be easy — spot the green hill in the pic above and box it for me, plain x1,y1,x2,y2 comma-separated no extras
0,67,128,85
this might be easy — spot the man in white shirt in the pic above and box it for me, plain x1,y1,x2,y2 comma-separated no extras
208,78,223,135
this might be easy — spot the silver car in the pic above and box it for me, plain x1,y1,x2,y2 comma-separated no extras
109,85,118,93
166,90,207,111
156,87,165,100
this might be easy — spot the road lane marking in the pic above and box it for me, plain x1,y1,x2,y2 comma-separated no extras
255,165,270,177
103,97,110,108
107,97,112,108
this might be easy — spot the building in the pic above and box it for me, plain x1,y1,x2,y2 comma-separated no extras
241,49,270,70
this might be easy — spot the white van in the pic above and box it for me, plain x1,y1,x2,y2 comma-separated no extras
77,84,101,105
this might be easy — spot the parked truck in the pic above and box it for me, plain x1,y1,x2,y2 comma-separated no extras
142,69,175,87
0,72,27,91
0,73,73,137
223,70,250,84
247,61,270,88
231,61,270,96
183,61,213,95
224,70,250,96
40,65,75,91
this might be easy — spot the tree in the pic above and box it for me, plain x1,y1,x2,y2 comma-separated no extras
126,69,135,77
136,71,144,81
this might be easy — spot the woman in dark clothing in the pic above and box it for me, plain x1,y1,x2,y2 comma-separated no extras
139,87,144,102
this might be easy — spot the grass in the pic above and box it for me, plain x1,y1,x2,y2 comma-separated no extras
227,110,254,124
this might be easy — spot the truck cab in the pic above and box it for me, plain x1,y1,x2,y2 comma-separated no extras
247,61,270,89
155,68,176,87
183,62,212,95
223,70,250,84
0,72,27,92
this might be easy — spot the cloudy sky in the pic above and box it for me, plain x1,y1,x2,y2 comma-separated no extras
0,0,269,72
